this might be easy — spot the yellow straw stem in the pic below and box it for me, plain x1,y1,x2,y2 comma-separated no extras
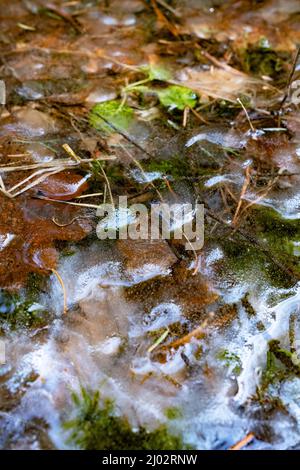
51,268,67,314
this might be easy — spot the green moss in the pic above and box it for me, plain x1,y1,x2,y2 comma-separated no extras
258,339,300,397
252,206,300,238
217,204,300,288
217,349,242,375
60,248,76,258
0,290,49,330
65,388,189,450
239,43,289,80
0,274,49,330
164,407,182,420
251,341,293,413
247,206,300,278
268,340,300,376
26,272,46,301
89,100,134,134
145,155,198,180
220,238,291,288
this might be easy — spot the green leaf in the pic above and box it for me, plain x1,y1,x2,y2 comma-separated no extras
147,64,172,81
157,85,197,110
89,100,134,133
139,63,172,82
131,84,198,112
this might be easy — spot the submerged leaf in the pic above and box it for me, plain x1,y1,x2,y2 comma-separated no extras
131,84,197,111
141,63,172,82
89,100,134,133
176,66,279,106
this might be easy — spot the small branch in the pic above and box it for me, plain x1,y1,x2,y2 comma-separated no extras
279,45,300,110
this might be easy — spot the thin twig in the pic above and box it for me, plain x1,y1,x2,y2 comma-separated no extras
150,0,179,37
87,111,158,160
279,46,300,110
232,165,251,225
237,98,255,132
98,161,114,208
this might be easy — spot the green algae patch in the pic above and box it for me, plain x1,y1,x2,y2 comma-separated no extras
89,100,135,134
65,388,189,450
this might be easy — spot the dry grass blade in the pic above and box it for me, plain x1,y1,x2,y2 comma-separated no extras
229,433,255,450
97,161,114,208
35,195,102,209
12,168,64,197
0,175,12,198
51,269,67,315
232,165,251,225
0,155,115,198
75,192,103,199
162,325,206,352
237,98,255,132
8,168,58,193
0,156,115,173
62,143,81,162
148,328,170,354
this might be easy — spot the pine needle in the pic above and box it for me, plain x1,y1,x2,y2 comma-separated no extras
229,433,255,450
148,328,170,353
51,268,67,314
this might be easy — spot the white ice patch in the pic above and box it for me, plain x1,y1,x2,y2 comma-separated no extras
186,129,246,149
0,233,15,251
235,286,300,404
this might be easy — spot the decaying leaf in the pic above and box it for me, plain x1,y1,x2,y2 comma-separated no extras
0,191,92,290
175,66,280,106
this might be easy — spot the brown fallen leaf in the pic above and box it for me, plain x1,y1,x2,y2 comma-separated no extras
34,171,90,201
0,193,92,290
